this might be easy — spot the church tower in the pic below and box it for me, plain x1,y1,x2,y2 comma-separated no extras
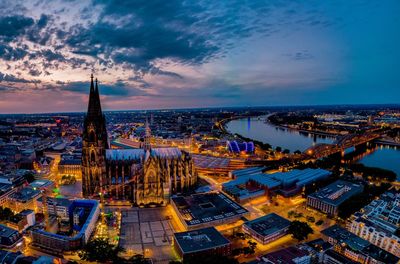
143,117,151,151
81,75,108,197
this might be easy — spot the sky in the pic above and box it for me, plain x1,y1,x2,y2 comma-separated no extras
0,0,399,113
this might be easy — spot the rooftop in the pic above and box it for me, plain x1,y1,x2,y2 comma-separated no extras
174,227,230,253
308,180,363,206
171,192,248,227
9,187,41,202
323,249,358,264
59,159,81,165
0,224,19,238
30,180,54,189
106,147,182,161
38,197,73,208
0,183,13,196
244,213,291,237
0,249,22,264
261,246,309,264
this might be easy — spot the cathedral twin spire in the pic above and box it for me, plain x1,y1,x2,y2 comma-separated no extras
87,74,102,118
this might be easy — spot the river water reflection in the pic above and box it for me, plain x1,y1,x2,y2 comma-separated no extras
226,116,334,152
356,145,400,179
226,116,400,179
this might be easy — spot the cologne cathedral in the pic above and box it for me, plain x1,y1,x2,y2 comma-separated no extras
81,75,197,206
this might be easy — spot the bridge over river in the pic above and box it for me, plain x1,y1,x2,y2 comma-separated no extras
303,131,383,159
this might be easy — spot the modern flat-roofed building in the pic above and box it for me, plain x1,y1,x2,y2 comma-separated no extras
173,227,231,260
171,192,248,230
37,197,73,221
307,180,363,216
30,180,55,194
31,199,99,254
242,213,291,245
0,183,15,207
0,224,22,249
223,168,330,202
7,187,42,213
0,249,24,264
0,174,26,188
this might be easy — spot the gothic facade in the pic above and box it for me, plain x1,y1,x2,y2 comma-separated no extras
81,75,197,206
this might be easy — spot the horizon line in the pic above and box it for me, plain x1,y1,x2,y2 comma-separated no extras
1,102,399,115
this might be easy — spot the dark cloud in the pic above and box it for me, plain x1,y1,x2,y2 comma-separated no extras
0,71,37,83
37,14,49,29
61,0,272,73
60,80,148,97
0,15,34,40
29,69,42,76
0,43,28,61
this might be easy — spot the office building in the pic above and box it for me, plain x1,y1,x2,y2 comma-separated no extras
307,180,363,216
242,213,291,245
173,227,231,260
0,224,22,249
7,187,42,213
171,192,248,230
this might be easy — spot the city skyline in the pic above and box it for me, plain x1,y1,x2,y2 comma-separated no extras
0,0,399,113
1,1,400,263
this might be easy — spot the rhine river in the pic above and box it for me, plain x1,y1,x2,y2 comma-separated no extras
226,116,334,152
226,116,400,179
356,146,400,178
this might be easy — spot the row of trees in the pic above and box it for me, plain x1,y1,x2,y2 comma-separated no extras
0,206,15,221
348,163,397,182
232,240,257,256
78,238,151,264
60,175,77,185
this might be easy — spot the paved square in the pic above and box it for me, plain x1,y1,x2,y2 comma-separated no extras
119,207,175,263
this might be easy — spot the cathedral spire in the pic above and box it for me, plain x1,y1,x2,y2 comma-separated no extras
87,74,102,117
90,74,94,92
95,78,102,114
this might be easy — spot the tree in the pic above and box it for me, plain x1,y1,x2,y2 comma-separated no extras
283,149,290,154
306,216,315,223
79,238,124,263
24,172,35,183
288,221,313,241
287,211,295,218
247,240,257,253
275,146,282,152
294,150,302,155
0,207,15,221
